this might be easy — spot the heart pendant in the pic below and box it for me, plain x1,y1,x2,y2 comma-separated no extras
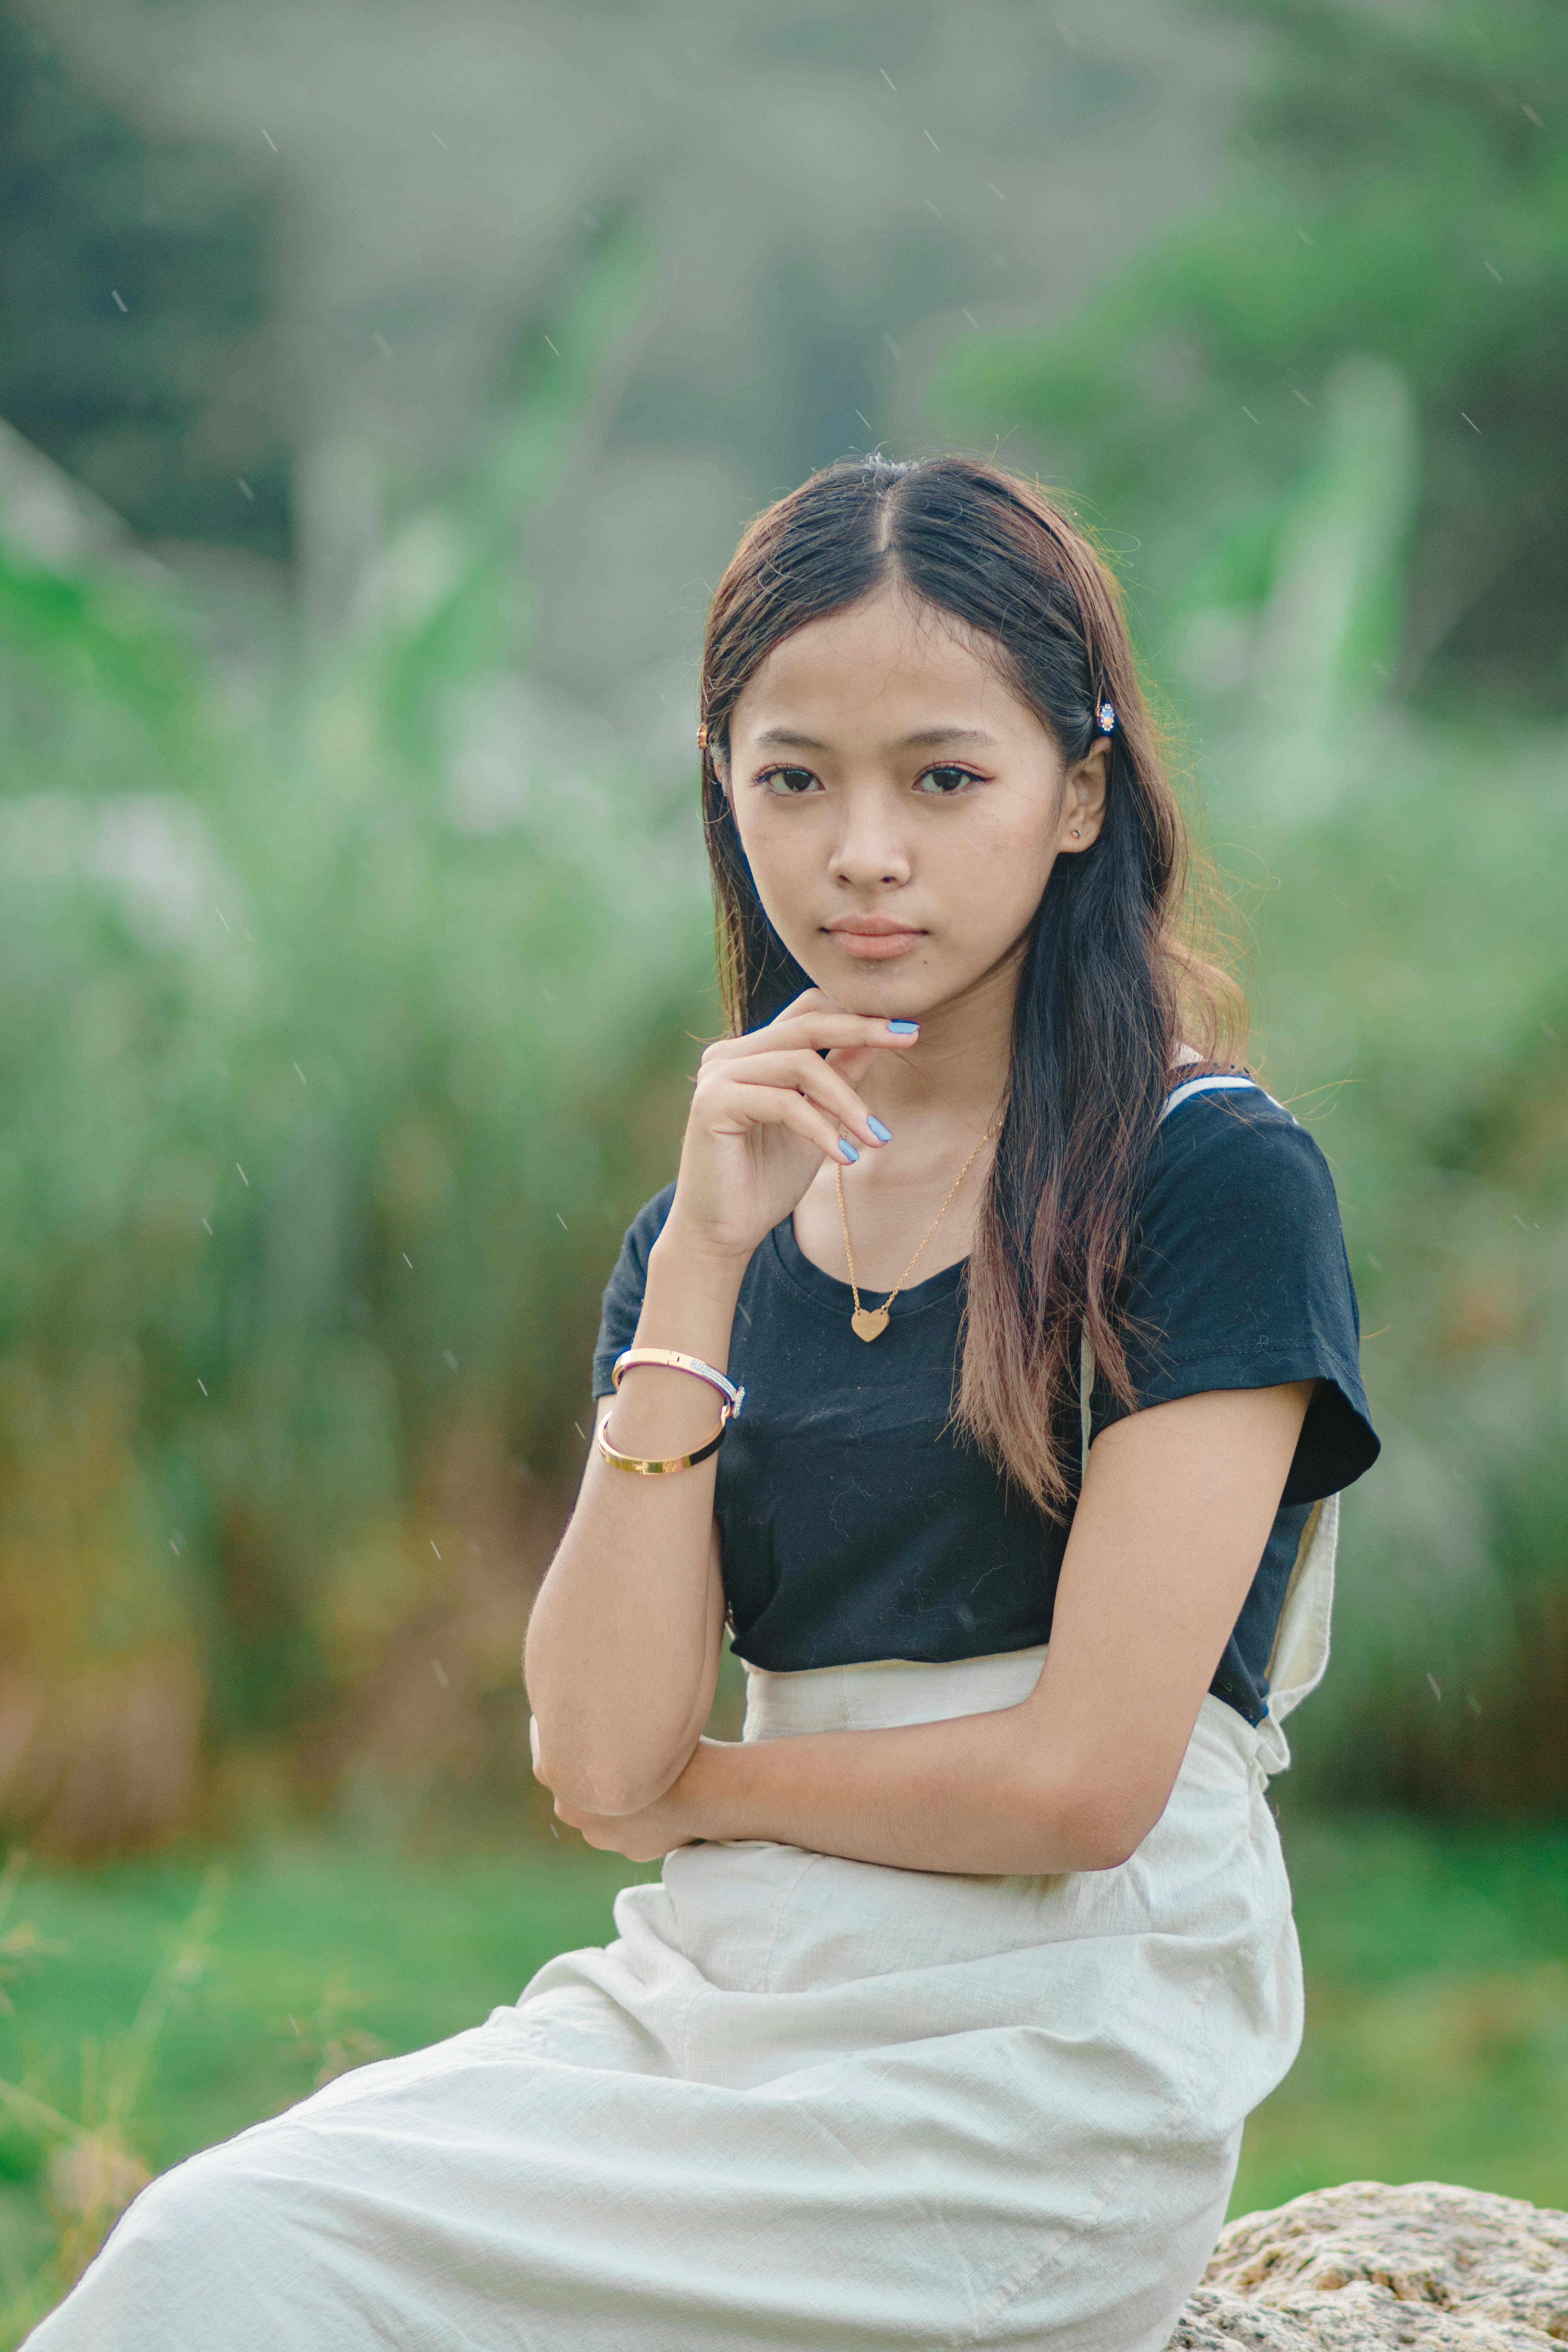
851,1306,890,1343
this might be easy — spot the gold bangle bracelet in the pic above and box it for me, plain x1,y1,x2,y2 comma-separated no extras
595,1410,732,1476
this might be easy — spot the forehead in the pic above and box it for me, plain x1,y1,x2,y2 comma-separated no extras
731,588,1042,742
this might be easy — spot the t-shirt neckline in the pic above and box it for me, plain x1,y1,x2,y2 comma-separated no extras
770,1214,966,1317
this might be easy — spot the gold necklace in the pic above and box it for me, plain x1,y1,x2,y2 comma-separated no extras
834,1122,1000,1342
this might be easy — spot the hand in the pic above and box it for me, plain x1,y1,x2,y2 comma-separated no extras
530,1714,705,1860
664,988,919,1264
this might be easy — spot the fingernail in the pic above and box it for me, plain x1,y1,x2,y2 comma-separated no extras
887,1020,919,1035
839,1139,860,1163
867,1116,893,1143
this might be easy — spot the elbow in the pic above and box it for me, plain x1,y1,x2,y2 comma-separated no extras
1020,1778,1158,1875
529,1722,686,1820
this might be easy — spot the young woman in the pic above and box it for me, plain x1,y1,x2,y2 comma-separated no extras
33,456,1377,2352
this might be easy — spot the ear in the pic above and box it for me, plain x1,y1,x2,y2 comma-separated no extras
1058,734,1110,853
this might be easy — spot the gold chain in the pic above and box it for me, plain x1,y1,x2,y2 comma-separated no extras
834,1120,1000,1340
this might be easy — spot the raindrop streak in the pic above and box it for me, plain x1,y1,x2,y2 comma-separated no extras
923,128,941,152
882,332,903,361
216,906,230,931
443,1350,459,1370
236,477,254,501
988,183,1006,201
1241,406,1260,424
431,130,447,148
293,1063,307,1084
880,68,897,91
556,1214,568,1231
262,129,278,152
573,1421,586,1442
235,1163,250,1187
196,1379,208,1396
961,308,978,329
1461,412,1481,432
855,410,873,430
1485,261,1504,282
431,1541,442,1560
1426,1673,1443,1702
111,290,128,313
201,1218,213,1235
431,1661,450,1689
1293,390,1313,407
374,332,393,359
402,1252,414,1268
543,335,560,355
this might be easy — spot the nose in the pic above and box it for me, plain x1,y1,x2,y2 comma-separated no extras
828,785,912,892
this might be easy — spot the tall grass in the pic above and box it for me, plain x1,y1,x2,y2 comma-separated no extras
0,238,713,1853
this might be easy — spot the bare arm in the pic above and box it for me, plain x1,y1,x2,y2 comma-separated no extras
549,1377,1314,1871
524,995,918,1816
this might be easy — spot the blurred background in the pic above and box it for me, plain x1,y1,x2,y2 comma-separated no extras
0,0,1564,2327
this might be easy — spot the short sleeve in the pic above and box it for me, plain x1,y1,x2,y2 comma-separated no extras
1096,1090,1379,1505
590,1182,676,1397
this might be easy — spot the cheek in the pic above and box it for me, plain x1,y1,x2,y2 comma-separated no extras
943,804,1058,928
732,800,815,909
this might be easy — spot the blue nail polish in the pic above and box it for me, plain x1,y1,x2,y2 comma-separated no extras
839,1139,860,1163
867,1116,893,1143
887,1020,919,1035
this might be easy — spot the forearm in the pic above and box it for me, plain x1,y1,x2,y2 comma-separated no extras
668,1707,1142,1877
524,1226,745,1813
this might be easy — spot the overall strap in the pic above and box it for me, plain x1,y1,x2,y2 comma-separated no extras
1159,1072,1286,1123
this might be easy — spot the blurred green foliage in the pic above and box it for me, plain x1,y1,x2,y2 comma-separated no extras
935,0,1567,709
0,237,711,1852
0,10,286,552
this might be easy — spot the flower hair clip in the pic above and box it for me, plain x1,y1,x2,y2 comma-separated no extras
1095,700,1117,737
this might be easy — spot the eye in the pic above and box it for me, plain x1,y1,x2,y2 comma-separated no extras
756,765,823,796
913,763,986,797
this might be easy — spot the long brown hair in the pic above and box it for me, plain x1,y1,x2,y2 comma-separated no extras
699,454,1243,1513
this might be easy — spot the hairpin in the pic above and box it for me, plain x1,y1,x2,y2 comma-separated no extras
1095,700,1116,736
697,722,709,752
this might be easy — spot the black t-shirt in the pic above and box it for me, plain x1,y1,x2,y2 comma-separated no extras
592,1079,1379,1724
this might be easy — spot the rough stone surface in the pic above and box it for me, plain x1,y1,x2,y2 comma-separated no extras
1169,2183,1568,2350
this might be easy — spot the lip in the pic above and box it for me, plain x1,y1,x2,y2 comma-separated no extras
824,915,926,962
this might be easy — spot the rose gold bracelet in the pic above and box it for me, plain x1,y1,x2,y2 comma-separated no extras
597,1348,744,1475
611,1348,745,1417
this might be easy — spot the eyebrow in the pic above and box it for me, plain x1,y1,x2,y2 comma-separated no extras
751,725,996,752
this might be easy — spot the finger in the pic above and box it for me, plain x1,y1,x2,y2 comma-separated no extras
822,1043,879,1086
709,1080,861,1166
704,1011,919,1065
718,1051,889,1147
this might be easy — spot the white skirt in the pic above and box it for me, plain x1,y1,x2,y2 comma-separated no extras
27,1644,1310,2352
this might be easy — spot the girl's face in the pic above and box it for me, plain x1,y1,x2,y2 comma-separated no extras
723,587,1107,1020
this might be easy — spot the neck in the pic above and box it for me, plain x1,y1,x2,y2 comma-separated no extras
860,943,1019,1136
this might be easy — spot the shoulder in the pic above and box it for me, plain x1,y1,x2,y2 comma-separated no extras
1138,1078,1343,1246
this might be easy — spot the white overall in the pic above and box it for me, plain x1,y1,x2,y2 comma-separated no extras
29,1078,1338,2352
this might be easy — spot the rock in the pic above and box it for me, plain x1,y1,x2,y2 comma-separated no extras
1169,2182,1568,2350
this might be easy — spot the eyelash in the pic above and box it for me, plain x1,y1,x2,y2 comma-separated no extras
755,763,989,797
